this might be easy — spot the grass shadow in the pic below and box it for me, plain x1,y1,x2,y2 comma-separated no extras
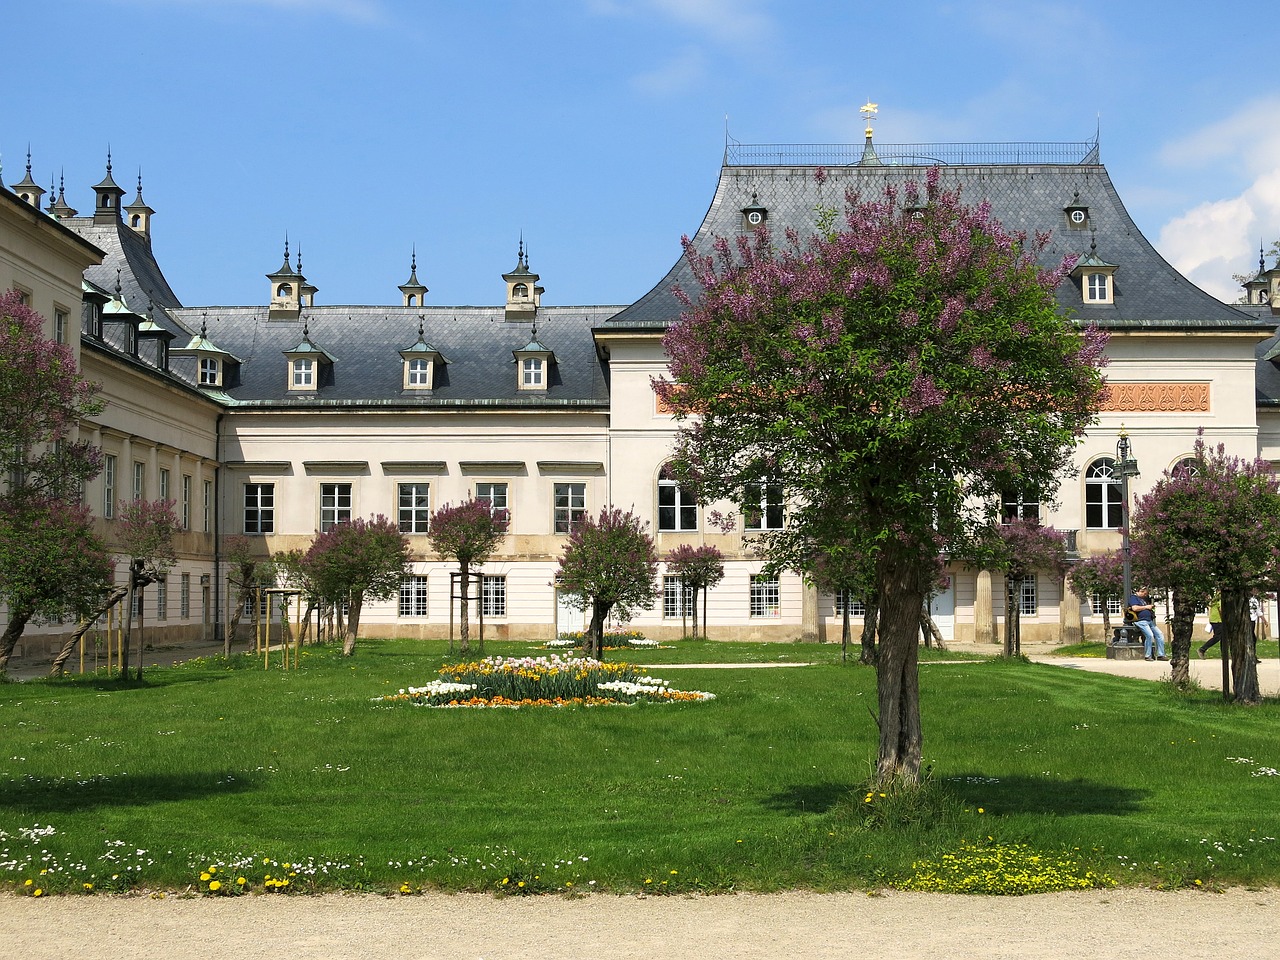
760,782,855,815
0,770,259,814
943,772,1149,816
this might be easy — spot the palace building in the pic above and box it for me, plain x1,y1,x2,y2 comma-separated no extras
3,129,1279,666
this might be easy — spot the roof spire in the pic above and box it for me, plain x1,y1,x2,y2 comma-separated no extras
859,100,882,166
114,269,123,300
1261,241,1268,273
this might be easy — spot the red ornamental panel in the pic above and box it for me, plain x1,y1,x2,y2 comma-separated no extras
1099,382,1209,412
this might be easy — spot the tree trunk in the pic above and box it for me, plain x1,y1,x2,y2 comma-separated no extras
921,611,947,651
873,546,925,785
224,581,253,657
1223,589,1260,704
860,601,879,666
1101,602,1111,639
50,586,129,676
701,584,709,640
690,588,700,640
841,601,850,663
121,583,136,679
1003,576,1017,658
342,592,363,657
459,565,471,655
1168,589,1197,688
0,608,33,675
588,600,610,661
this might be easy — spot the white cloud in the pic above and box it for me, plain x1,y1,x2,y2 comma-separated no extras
631,48,707,96
587,0,773,48
1156,97,1280,301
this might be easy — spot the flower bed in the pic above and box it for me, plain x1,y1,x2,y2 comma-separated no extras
377,655,713,707
545,630,662,651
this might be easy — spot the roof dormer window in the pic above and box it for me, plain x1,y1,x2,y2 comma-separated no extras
513,327,554,392
399,321,446,391
293,358,314,388
522,357,544,387
199,357,221,386
1071,235,1117,307
408,358,430,386
1086,273,1110,302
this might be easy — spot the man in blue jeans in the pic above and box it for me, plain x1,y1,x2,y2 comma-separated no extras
1128,586,1167,661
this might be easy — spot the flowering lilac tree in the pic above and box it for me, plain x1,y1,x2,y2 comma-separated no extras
664,543,724,639
972,519,1068,657
302,515,411,657
1066,550,1124,637
556,507,658,660
1131,439,1280,699
657,169,1107,785
116,498,181,680
427,499,509,654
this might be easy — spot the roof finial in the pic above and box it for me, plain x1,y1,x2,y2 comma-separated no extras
1090,226,1098,254
417,316,425,340
296,243,303,275
25,145,32,177
201,311,208,338
1261,241,1268,273
114,269,123,300
135,168,145,201
411,244,418,271
106,145,113,175
860,99,878,139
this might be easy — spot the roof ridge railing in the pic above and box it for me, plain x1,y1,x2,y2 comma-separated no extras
724,138,1100,167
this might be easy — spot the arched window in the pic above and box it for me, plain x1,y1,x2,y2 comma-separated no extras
277,283,293,297
292,358,314,387
131,214,141,228
658,464,698,531
1085,457,1123,529
513,282,528,299
1171,457,1200,479
408,358,430,386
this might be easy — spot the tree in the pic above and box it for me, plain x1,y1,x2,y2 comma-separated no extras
658,168,1107,785
426,498,508,654
116,498,181,680
556,506,659,660
221,535,279,655
1066,551,1124,638
664,544,724,639
1130,438,1280,700
971,519,1068,657
301,515,411,657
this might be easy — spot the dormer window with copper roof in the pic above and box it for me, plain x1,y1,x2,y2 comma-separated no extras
1072,235,1117,306
513,323,554,392
283,323,335,392
400,320,446,391
173,317,242,390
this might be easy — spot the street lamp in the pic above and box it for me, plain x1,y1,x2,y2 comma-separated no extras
1115,428,1140,645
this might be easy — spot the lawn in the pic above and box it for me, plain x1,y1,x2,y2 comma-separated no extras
2,637,1277,897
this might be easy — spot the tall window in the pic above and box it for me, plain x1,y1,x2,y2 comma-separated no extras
1085,457,1123,529
663,575,693,619
658,464,697,531
476,481,508,516
743,481,784,531
156,577,168,621
133,461,146,500
203,480,212,532
750,575,780,618
320,482,352,532
244,483,275,534
1001,491,1040,523
481,575,506,618
554,482,585,533
159,468,171,503
398,482,430,533
399,575,429,617
103,454,117,519
199,357,219,385
54,309,68,345
181,475,192,530
180,573,191,619
1018,576,1038,616
522,357,543,387
293,358,314,388
1086,273,1109,301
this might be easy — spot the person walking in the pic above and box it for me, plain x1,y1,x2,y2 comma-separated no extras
1128,586,1167,661
1199,593,1223,658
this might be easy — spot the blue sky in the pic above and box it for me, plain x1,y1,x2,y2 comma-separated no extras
4,0,1276,309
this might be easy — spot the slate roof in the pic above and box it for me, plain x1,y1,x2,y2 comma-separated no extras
166,305,621,407
606,157,1271,335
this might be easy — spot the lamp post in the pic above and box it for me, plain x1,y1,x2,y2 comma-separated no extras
1116,428,1140,644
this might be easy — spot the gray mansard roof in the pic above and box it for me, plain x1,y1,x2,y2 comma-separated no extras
607,147,1269,335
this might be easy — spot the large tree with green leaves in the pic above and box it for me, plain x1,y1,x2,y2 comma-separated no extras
427,499,509,654
301,515,411,657
556,507,659,660
658,168,1107,784
1131,439,1280,700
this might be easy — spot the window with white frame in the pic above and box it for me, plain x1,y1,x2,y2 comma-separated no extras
103,454,117,518
476,481,508,516
292,358,314,388
407,358,431,387
663,575,693,619
132,461,145,501
1018,576,1037,616
244,483,274,534
159,468,170,504
181,475,192,530
398,482,430,533
1001,490,1040,523
199,357,220,385
553,482,585,533
54,308,68,345
481,575,506,618
320,482,352,532
522,357,543,387
203,480,212,532
1090,592,1123,617
155,577,168,620
180,573,191,619
750,575,780,618
132,588,144,618
399,575,429,617
743,481,784,531
1086,273,1110,302
658,464,697,531
834,590,867,617
1085,457,1123,529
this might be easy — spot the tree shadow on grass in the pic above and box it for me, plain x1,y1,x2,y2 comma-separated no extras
942,772,1149,816
0,770,258,814
761,782,855,815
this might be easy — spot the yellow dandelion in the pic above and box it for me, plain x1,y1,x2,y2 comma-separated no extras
33,889,43,897
209,880,222,891
83,883,94,892
200,872,211,882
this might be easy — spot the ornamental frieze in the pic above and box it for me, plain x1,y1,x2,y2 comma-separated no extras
1099,382,1209,413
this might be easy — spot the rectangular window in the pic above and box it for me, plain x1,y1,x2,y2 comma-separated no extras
750,575,780,618
159,468,171,503
199,357,219,385
132,588,144,618
293,358,314,387
481,575,507,618
1001,491,1040,523
156,577,168,621
1019,576,1038,616
658,471,698,531
744,481,785,531
320,482,352,532
103,454,117,518
180,573,191,619
663,575,693,619
181,475,192,530
834,590,866,618
553,482,585,533
522,357,543,386
244,483,275,534
476,481,509,516
133,461,146,501
399,575,429,617
398,482,430,533
1087,273,1108,301
203,480,212,533
54,309,68,345
1090,593,1123,617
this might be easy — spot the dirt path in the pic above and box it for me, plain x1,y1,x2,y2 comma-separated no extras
4,888,1278,959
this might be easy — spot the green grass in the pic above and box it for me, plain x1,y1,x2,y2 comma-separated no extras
2,637,1278,897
